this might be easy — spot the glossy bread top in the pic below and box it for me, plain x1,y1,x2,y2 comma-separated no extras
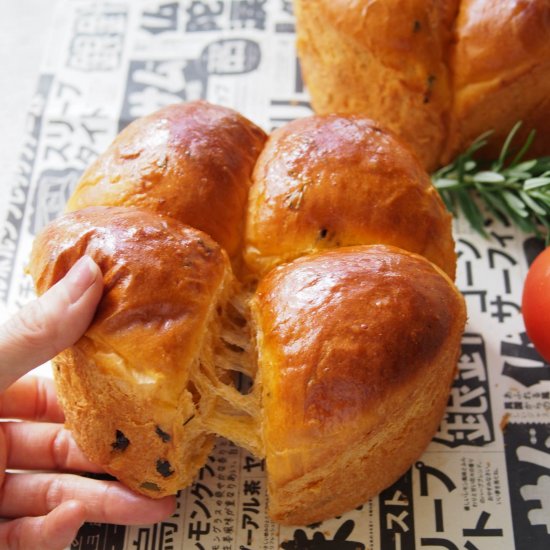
66,101,267,258
255,244,465,453
29,205,230,388
245,115,456,279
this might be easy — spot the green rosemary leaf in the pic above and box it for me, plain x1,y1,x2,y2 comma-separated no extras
533,158,550,173
502,190,529,218
496,121,522,169
456,153,467,182
505,171,532,182
481,188,513,220
432,122,549,242
456,188,487,236
510,128,536,167
434,177,462,190
513,214,537,234
432,163,454,179
440,190,457,216
503,199,536,232
530,190,550,207
519,190,547,216
524,177,550,191
478,189,509,224
469,131,494,154
512,159,537,173
473,171,506,183
504,175,523,185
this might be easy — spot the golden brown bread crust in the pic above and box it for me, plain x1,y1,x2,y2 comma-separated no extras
28,206,236,497
294,0,458,170
443,0,550,162
66,101,267,260
294,0,550,168
253,245,466,524
244,114,456,279
28,102,466,524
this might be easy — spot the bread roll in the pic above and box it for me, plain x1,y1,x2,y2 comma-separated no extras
294,0,457,170
66,101,267,261
294,0,550,168
244,114,456,279
28,206,262,498
28,102,466,525
253,245,466,524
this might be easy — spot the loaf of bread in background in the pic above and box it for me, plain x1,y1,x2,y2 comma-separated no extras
294,0,550,169
294,0,458,170
442,0,550,162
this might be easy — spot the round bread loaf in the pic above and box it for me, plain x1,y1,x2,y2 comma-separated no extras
294,0,550,169
294,0,456,170
28,102,466,525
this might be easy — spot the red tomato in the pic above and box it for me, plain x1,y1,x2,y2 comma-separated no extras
522,246,550,364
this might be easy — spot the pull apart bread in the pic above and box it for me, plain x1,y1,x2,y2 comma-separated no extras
28,101,466,525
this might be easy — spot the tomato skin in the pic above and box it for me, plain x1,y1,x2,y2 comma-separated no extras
522,246,550,364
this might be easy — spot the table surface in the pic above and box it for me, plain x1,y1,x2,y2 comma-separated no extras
0,1,55,321
0,1,54,236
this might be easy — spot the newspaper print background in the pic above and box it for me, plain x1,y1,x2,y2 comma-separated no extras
1,1,549,548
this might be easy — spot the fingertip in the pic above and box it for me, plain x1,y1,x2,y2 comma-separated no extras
102,484,177,525
140,494,177,525
46,500,86,549
158,494,178,520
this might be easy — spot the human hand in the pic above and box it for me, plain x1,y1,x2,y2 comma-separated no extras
0,256,176,550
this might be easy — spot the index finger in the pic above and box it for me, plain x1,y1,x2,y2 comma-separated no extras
0,376,64,423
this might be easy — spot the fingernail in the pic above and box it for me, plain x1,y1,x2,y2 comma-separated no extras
65,256,99,304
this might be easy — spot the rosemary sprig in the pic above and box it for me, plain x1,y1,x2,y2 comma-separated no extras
432,122,550,244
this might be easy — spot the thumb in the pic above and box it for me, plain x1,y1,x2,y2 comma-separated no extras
0,256,103,391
